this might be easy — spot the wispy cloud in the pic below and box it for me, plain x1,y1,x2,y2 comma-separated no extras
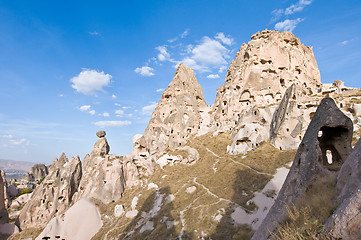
341,40,349,45
214,33,234,46
0,134,30,146
115,109,124,117
134,66,155,76
168,29,190,43
79,105,96,115
272,0,312,31
142,102,157,115
89,31,100,36
156,88,165,92
112,94,117,99
156,46,171,62
93,121,131,127
102,112,110,117
207,74,220,79
71,69,112,95
275,18,304,32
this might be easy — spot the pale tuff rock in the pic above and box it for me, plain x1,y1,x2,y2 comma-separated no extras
73,154,125,204
17,153,82,229
325,183,361,240
0,170,9,224
35,198,102,240
324,138,361,239
212,30,322,154
136,63,208,157
92,131,110,157
24,164,48,182
252,97,353,240
73,132,125,204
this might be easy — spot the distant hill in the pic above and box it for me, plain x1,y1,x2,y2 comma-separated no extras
0,159,36,180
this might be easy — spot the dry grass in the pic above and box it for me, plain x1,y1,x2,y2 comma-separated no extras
232,142,297,175
93,132,296,239
273,175,338,239
8,228,43,240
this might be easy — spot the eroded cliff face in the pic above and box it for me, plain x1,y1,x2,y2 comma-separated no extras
17,153,82,229
135,63,209,157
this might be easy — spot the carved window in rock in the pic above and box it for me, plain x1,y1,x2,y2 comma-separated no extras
318,126,350,171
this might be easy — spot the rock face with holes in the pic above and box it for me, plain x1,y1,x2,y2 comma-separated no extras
17,153,82,229
73,151,126,204
212,30,322,154
323,138,361,239
132,63,209,165
0,170,9,224
24,164,48,182
252,97,353,240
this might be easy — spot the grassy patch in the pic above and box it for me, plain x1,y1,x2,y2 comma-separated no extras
273,175,338,239
232,142,297,175
8,228,43,240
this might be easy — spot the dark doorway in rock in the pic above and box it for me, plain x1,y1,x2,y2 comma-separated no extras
318,126,350,171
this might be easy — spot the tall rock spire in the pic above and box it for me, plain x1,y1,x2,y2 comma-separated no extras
136,63,208,157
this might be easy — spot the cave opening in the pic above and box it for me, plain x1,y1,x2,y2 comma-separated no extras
318,126,350,171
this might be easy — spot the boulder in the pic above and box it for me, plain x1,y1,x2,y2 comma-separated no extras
96,130,106,138
252,97,353,240
91,134,110,157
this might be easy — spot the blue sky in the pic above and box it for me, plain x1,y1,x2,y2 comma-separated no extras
0,0,360,163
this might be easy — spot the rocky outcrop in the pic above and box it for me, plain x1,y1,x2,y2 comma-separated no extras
135,63,208,158
24,164,48,182
92,131,110,157
212,30,322,154
252,97,353,239
17,153,82,229
35,199,102,240
73,133,125,204
323,138,361,239
0,170,9,224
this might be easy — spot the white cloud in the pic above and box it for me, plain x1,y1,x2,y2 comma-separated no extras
142,102,157,115
112,94,117,99
135,66,155,76
341,40,349,45
271,0,312,22
114,103,121,107
285,0,312,15
93,121,131,127
102,112,110,117
80,105,91,112
71,69,112,95
180,29,189,38
275,18,304,32
115,109,125,117
168,29,190,43
0,134,30,146
156,88,165,92
59,94,64,97
215,33,234,46
156,46,171,62
89,31,100,35
181,36,231,72
89,110,96,115
218,66,227,73
207,74,220,79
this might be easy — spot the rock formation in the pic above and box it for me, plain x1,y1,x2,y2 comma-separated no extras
17,153,82,229
73,132,125,204
92,130,110,157
252,97,353,239
24,164,48,182
135,63,209,158
0,170,9,224
35,199,102,240
212,30,322,154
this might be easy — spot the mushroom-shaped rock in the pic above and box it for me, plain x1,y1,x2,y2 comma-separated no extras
96,130,106,138
91,131,110,157
252,97,353,240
